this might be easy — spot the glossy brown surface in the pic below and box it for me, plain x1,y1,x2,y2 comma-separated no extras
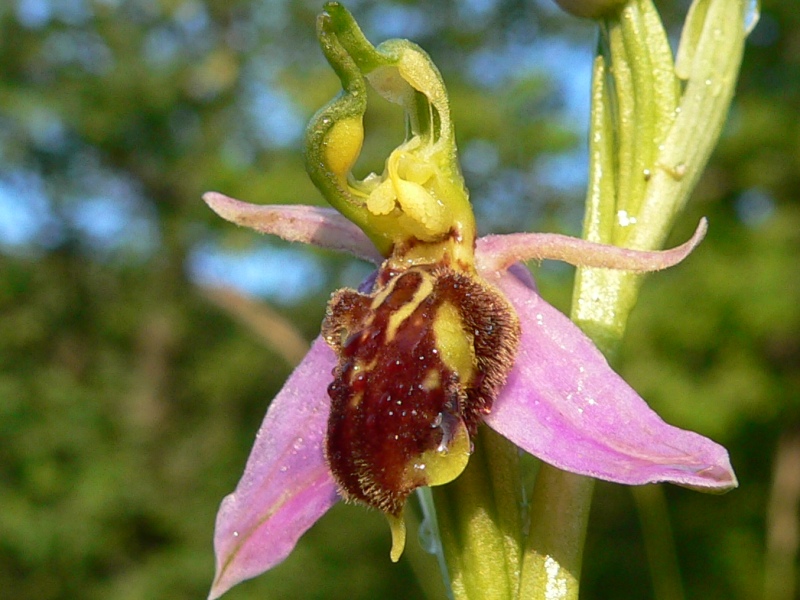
323,265,519,514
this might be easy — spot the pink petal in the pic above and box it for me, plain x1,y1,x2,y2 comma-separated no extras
203,192,383,264
209,338,340,599
480,266,737,491
476,218,707,273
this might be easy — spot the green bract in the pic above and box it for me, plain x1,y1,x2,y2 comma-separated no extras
571,0,752,354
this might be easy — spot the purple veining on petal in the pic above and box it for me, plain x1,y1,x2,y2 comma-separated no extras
476,218,707,273
209,338,340,600
481,265,737,492
203,192,382,264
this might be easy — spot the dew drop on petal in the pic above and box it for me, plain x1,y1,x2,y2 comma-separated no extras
617,209,637,227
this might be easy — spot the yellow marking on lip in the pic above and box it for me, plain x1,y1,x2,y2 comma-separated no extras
348,391,364,410
404,415,471,488
384,271,435,343
421,368,441,391
433,301,475,385
370,276,397,310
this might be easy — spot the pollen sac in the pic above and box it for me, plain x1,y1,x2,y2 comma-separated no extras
322,265,520,521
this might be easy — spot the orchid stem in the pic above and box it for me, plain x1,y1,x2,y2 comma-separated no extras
416,487,455,600
518,1,750,597
422,1,750,598
432,426,524,600
519,467,594,600
632,485,685,600
409,489,454,600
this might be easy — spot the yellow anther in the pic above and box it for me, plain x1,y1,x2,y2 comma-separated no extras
324,117,364,178
394,179,450,237
366,179,397,216
397,153,434,185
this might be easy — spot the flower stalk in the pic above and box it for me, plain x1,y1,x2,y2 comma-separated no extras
432,427,525,599
521,2,754,600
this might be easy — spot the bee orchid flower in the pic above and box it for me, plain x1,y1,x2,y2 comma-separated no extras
206,5,736,598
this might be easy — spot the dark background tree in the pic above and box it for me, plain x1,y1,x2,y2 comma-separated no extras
0,1,796,598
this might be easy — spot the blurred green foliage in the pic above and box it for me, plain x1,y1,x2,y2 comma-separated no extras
0,1,797,599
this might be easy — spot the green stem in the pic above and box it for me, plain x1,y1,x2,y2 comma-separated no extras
411,488,454,600
632,485,685,600
432,426,524,600
630,0,747,250
544,3,749,599
519,468,594,600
